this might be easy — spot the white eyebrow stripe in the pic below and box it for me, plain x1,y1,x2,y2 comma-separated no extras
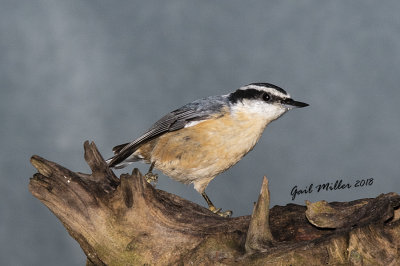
244,85,290,99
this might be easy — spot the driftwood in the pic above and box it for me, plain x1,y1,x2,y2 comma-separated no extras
29,141,400,265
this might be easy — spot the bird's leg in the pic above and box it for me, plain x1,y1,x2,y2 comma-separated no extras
144,162,158,186
201,192,232,218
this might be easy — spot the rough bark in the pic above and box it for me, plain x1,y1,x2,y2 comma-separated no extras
29,141,400,265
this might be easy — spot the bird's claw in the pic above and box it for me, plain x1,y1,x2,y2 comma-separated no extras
217,210,233,218
144,172,158,186
209,206,232,218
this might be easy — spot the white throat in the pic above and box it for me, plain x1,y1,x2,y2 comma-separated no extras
231,99,288,124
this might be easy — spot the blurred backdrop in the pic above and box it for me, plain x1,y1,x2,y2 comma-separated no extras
1,1,400,265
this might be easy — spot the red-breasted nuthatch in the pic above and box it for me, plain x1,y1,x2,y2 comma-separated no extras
107,83,308,217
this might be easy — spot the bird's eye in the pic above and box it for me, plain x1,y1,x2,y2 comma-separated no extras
262,93,270,102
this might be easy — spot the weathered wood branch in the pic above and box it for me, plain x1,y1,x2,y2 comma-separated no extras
29,141,400,265
245,177,274,253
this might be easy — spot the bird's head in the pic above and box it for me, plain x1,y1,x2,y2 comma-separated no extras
228,83,308,122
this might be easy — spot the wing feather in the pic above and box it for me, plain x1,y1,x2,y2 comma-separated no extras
107,95,228,168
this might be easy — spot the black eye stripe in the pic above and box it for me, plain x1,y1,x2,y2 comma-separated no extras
228,89,263,103
228,89,284,104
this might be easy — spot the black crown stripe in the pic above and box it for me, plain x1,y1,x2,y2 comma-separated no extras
248,83,287,95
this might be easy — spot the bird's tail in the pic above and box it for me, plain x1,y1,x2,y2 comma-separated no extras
107,142,141,169
105,157,134,169
112,143,129,154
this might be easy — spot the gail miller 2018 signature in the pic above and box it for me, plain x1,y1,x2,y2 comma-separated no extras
290,178,374,201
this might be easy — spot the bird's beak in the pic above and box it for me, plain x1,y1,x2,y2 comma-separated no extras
281,98,309,109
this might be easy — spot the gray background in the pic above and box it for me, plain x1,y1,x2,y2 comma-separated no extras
1,0,400,265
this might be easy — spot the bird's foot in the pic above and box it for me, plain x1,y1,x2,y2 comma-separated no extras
144,172,158,186
201,192,232,218
209,206,232,218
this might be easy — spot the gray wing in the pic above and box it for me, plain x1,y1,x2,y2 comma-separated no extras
107,95,228,168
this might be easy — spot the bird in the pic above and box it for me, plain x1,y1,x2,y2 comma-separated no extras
107,83,308,217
